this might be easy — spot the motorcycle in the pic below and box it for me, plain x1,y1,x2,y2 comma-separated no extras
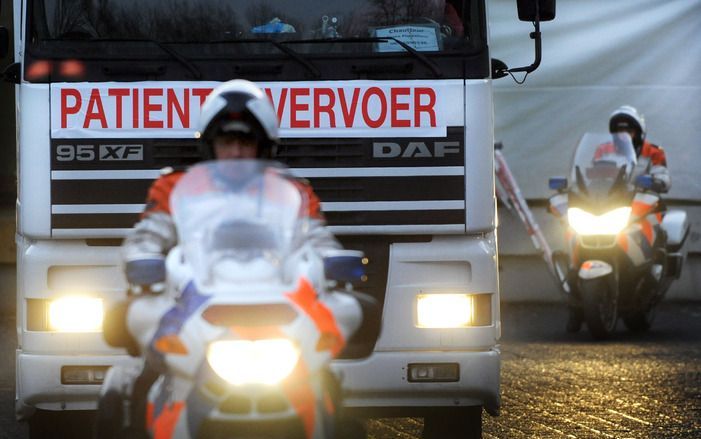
548,132,689,339
97,160,380,438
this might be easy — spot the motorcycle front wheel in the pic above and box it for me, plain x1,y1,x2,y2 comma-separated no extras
622,276,657,332
580,277,618,340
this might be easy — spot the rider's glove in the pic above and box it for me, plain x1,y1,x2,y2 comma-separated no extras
650,177,667,193
636,175,667,193
125,255,166,294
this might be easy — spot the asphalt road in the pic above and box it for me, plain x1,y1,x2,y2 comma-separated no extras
367,302,701,439
2,302,700,438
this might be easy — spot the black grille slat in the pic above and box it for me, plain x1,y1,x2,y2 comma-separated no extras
310,176,464,202
326,209,464,226
52,213,139,229
51,209,463,229
51,175,463,205
276,127,464,168
52,180,152,204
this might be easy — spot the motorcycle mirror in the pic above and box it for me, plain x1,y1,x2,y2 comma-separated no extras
549,176,567,191
635,175,654,190
323,250,367,284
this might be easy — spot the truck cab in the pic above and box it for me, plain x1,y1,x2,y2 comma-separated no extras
4,0,554,435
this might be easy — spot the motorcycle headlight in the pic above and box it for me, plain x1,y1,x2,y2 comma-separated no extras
567,207,631,236
206,339,300,386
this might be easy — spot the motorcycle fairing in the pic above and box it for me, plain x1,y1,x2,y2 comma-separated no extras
285,278,346,357
149,281,210,366
548,193,568,219
630,192,661,221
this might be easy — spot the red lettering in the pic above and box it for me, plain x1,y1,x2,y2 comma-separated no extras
361,87,387,129
108,89,129,129
132,88,140,128
264,88,288,123
290,88,310,129
390,88,411,128
61,88,81,129
414,88,436,127
192,88,213,106
313,88,336,128
167,89,190,129
338,88,360,127
143,89,163,129
83,89,107,129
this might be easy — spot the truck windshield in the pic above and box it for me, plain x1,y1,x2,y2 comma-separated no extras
33,0,480,54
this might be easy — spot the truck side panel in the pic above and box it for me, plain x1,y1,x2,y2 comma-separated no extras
18,85,51,238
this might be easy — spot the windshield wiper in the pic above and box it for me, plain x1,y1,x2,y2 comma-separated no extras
282,37,443,78
76,39,202,79
140,40,202,80
209,39,320,78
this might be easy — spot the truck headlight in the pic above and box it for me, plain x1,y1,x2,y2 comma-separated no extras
48,297,104,332
207,339,300,386
416,294,492,328
567,207,631,236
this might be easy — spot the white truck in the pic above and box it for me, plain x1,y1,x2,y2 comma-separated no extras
2,0,554,436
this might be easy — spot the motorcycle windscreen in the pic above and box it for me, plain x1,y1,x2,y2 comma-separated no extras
570,132,637,196
170,160,309,286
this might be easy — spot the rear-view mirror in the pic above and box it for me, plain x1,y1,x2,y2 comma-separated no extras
517,0,556,22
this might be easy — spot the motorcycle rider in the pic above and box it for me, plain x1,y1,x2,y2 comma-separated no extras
594,105,670,192
117,79,340,434
566,105,671,333
123,79,339,286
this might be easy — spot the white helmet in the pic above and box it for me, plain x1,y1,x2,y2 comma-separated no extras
197,79,280,159
609,105,646,149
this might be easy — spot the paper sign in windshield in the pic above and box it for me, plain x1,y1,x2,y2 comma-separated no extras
373,25,441,52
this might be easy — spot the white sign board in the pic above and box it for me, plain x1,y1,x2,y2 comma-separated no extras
373,25,441,53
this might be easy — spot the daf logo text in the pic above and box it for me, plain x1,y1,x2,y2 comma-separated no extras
373,141,461,158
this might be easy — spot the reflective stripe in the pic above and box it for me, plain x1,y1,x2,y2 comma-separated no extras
641,219,654,245
285,278,345,357
151,401,185,439
617,233,629,253
632,200,654,218
281,359,316,439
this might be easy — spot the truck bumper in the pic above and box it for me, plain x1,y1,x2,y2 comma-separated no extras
333,347,500,416
15,352,132,420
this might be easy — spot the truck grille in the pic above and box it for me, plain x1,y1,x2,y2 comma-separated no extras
49,128,465,237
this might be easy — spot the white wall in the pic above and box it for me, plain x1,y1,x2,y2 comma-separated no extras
489,0,701,200
488,0,701,301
